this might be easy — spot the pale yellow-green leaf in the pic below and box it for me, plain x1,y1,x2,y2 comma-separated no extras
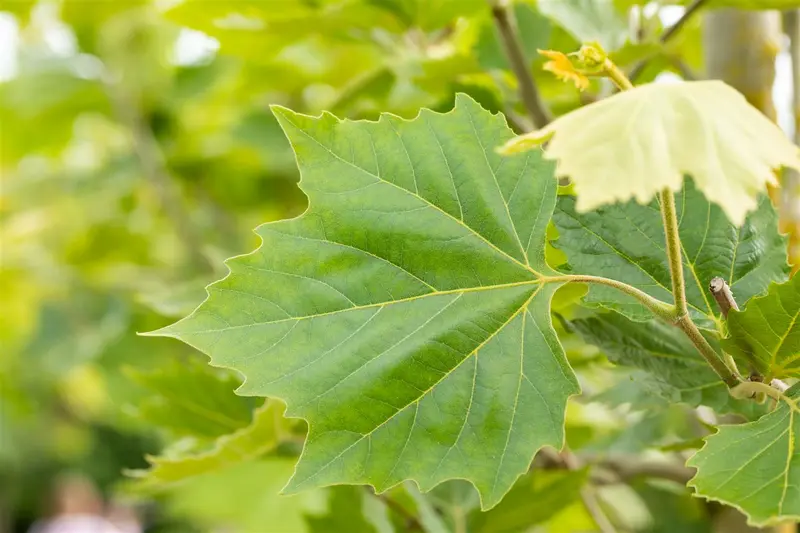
500,80,800,225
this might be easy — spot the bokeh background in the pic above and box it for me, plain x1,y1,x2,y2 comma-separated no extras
2,1,800,532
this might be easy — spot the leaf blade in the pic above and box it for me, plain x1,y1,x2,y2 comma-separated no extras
151,95,579,509
723,275,800,379
687,385,800,526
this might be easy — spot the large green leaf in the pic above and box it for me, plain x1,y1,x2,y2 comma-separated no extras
687,385,800,526
129,400,287,490
723,275,800,380
553,180,789,328
568,312,763,417
502,81,800,226
151,95,580,509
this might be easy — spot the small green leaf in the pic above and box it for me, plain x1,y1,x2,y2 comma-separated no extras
128,400,286,490
553,179,789,328
687,385,800,527
723,275,800,380
151,95,580,509
568,312,762,416
501,81,800,226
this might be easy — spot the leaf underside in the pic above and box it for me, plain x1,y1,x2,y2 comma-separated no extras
553,179,789,329
723,274,800,380
688,384,800,527
151,95,579,509
511,80,800,225
568,311,764,418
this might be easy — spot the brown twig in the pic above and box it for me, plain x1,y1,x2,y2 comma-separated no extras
627,0,708,83
708,277,739,318
489,0,552,128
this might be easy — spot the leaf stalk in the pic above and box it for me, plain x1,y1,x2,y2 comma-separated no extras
658,189,688,316
543,274,674,322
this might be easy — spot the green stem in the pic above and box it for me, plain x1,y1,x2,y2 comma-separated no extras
603,58,634,91
676,315,740,387
544,274,674,321
658,189,688,316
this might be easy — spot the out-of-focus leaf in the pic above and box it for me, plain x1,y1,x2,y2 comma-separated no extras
502,81,800,226
305,485,378,533
538,0,629,51
0,69,109,166
474,3,551,71
128,400,288,490
405,482,451,533
568,311,762,416
0,0,36,24
552,180,788,329
129,361,258,440
723,275,800,380
469,468,589,533
634,481,712,533
704,0,800,8
369,0,485,30
165,458,327,533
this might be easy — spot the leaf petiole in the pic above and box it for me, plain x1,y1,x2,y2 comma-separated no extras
542,274,675,322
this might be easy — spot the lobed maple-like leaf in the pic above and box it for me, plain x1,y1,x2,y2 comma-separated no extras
723,275,800,380
688,384,800,526
149,95,580,509
553,179,789,329
501,80,800,226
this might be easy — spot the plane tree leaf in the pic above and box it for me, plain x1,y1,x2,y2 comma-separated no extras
567,312,765,418
687,384,800,527
723,275,800,380
553,179,788,328
128,400,289,490
150,95,580,509
500,81,800,226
